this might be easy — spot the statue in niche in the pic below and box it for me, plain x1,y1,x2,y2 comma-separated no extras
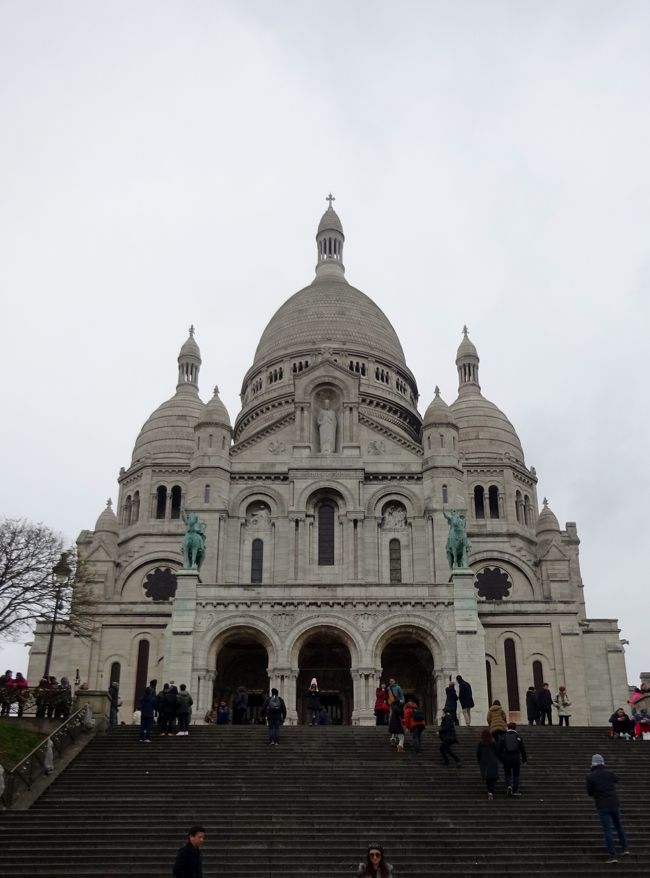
181,510,207,570
317,398,337,453
368,439,386,455
383,504,407,529
247,505,271,528
444,509,470,569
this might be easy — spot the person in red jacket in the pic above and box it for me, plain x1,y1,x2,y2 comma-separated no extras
404,698,426,753
373,683,389,726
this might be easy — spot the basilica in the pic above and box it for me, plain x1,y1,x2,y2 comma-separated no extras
27,203,629,725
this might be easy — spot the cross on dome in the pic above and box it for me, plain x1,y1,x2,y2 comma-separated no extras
189,324,195,337
543,497,549,507
106,498,112,509
434,385,441,397
462,325,469,337
326,192,335,207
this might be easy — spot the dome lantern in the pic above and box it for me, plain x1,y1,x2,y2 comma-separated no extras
456,325,480,396
315,193,345,277
177,324,201,393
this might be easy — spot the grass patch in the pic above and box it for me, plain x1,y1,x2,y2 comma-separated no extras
0,721,46,770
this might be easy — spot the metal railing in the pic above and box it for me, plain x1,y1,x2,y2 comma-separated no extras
1,706,91,808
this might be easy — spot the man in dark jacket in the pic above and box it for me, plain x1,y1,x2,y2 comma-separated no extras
456,675,475,726
261,687,286,745
173,825,205,878
233,686,249,725
526,686,539,725
138,686,157,742
438,708,461,765
537,683,553,725
108,681,120,725
586,754,629,862
498,722,527,795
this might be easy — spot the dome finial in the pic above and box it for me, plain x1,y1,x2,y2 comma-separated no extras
106,498,112,509
189,324,195,337
326,192,335,208
462,324,469,337
543,497,549,507
456,326,480,396
213,385,220,396
177,328,202,393
434,385,441,397
316,196,345,277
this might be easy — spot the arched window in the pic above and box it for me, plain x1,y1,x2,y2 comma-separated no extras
488,485,500,519
204,484,210,503
134,640,150,709
155,486,167,519
110,661,121,686
251,538,264,583
170,485,182,519
486,660,493,706
504,638,520,711
474,485,485,519
132,491,140,523
515,490,523,523
523,494,530,526
124,495,132,527
442,484,448,504
318,500,336,566
532,660,544,691
389,539,402,583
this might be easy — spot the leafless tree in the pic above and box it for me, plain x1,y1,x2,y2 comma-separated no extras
0,517,96,640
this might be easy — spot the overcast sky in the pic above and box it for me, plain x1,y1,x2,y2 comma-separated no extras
1,2,648,685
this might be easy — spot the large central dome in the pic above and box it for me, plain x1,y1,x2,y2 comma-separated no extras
251,204,407,371
253,273,406,369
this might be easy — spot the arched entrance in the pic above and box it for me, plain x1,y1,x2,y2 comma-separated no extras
381,634,436,723
297,633,353,725
215,635,269,724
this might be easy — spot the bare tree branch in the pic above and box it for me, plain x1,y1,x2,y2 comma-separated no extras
0,518,98,639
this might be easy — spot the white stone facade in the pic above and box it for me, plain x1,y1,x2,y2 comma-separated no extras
27,205,629,725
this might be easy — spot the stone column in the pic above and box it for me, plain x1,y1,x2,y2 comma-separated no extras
354,668,376,726
452,567,489,722
163,570,198,687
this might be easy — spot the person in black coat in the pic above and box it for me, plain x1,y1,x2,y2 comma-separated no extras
476,728,500,799
498,722,527,795
444,682,459,726
173,825,205,878
138,686,157,742
526,687,539,725
306,678,322,725
586,755,628,862
537,683,553,725
609,708,634,738
456,675,475,726
438,708,462,766
233,686,249,725
160,684,179,736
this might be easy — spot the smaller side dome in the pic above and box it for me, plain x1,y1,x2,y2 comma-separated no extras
199,386,231,429
536,498,561,538
95,498,119,535
423,386,457,427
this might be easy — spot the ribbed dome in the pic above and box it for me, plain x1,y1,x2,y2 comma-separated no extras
179,333,201,360
132,388,205,463
457,332,478,359
450,393,525,462
318,206,344,235
199,386,231,428
95,499,118,535
253,273,406,369
423,387,457,427
536,499,561,537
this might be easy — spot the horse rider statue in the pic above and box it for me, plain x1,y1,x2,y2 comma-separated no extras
443,509,470,569
181,510,207,571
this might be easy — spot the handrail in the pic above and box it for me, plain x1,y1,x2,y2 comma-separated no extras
1,706,91,808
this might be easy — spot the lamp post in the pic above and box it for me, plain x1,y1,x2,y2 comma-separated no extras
43,552,72,679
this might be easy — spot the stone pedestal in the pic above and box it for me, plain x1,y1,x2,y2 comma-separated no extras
163,570,199,686
452,568,489,723
75,689,111,730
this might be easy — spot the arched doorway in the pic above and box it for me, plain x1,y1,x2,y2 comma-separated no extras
215,635,269,724
297,632,353,725
381,634,436,724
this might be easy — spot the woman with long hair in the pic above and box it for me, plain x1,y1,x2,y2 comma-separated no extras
357,842,393,877
476,727,500,800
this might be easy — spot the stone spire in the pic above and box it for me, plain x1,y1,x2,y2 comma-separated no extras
315,194,345,277
177,326,201,393
456,325,480,396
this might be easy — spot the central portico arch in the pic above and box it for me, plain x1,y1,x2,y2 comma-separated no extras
291,623,357,725
209,623,273,724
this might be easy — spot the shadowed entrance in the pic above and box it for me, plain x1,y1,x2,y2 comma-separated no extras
297,633,353,725
381,635,436,723
214,636,269,723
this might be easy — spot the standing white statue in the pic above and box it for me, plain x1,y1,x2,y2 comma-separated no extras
317,399,337,453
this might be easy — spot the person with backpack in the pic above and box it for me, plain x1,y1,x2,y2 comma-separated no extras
498,722,527,796
261,687,286,745
404,698,426,753
386,677,404,709
438,707,462,766
586,754,629,863
456,675,475,726
176,684,194,736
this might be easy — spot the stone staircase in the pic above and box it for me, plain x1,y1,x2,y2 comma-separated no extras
0,724,648,876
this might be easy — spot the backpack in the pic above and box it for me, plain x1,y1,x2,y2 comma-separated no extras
268,695,282,717
504,732,520,753
412,708,425,723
